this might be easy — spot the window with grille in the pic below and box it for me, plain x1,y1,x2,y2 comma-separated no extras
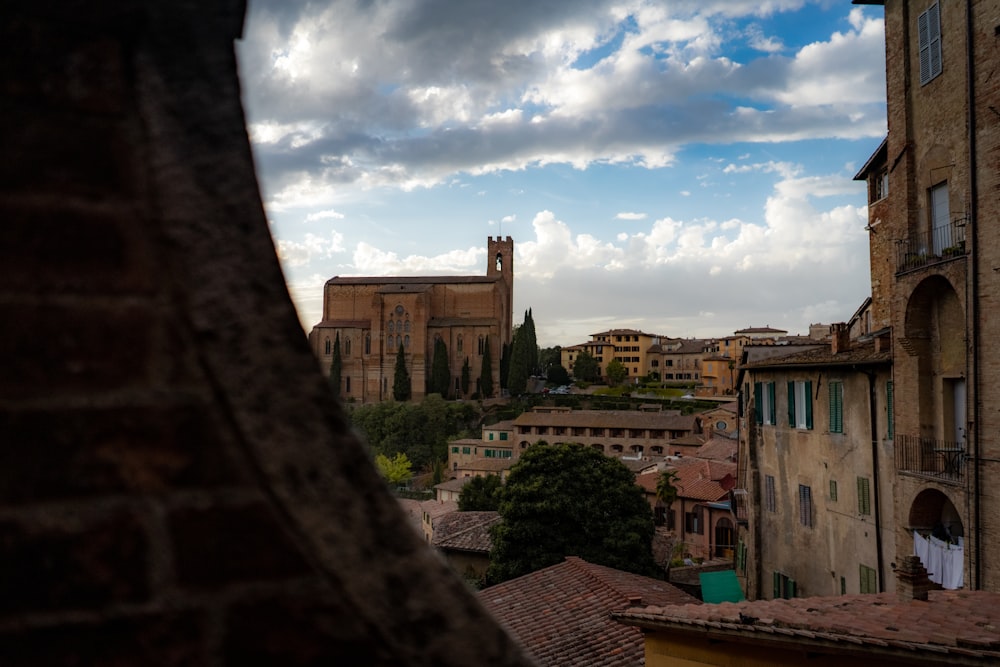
798,484,813,527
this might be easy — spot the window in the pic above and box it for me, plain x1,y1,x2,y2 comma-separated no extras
451,446,459,453
754,381,776,425
462,447,471,455
857,477,871,515
404,335,410,348
886,380,894,438
765,475,776,513
829,381,844,433
387,320,395,333
930,181,951,254
344,337,351,357
324,338,331,355
875,167,888,201
685,506,703,535
918,2,942,85
488,432,494,441
364,334,371,355
798,484,813,527
841,576,847,595
860,564,877,594
478,335,485,355
345,376,351,393
830,479,838,502
773,572,796,599
788,380,813,430
387,335,394,350
499,432,508,441
736,539,748,573
457,335,463,353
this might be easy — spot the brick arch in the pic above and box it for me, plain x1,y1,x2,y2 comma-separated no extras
907,488,964,537
0,4,530,665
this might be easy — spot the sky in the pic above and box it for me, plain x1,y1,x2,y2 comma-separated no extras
235,0,887,348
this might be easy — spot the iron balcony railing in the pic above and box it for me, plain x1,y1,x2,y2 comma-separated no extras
895,434,966,484
895,218,968,274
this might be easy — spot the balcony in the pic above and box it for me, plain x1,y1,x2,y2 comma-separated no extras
895,434,966,485
895,219,967,274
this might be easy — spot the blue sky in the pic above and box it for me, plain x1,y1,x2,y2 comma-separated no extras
236,0,887,347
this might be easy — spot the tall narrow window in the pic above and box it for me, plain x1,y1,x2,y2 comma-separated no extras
765,475,776,513
886,380,894,438
798,485,813,527
829,381,844,433
386,335,394,351
365,334,371,355
857,477,871,516
345,376,351,393
788,380,813,430
930,182,951,254
830,479,838,502
754,381,776,425
457,335,463,353
918,2,942,85
324,338,331,355
344,337,351,357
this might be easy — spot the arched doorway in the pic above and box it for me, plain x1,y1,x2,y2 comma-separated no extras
907,488,964,589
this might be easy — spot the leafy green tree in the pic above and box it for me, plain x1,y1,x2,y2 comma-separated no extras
480,336,494,398
571,350,599,382
458,474,503,511
461,357,471,397
546,363,570,386
393,343,411,401
488,443,657,584
430,337,451,398
539,345,562,374
374,452,412,487
329,332,342,399
606,359,628,386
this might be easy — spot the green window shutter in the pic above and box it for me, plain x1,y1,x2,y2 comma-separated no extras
857,477,871,515
767,382,776,425
804,380,813,429
500,432,508,441
787,382,796,427
785,578,797,599
773,572,781,599
886,380,894,438
860,565,877,594
489,432,494,440
829,381,843,433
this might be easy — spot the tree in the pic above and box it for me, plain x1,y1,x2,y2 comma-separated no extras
430,337,450,398
655,469,679,527
539,345,562,375
546,363,570,386
606,359,628,386
329,332,342,399
571,350,599,382
458,474,503,511
393,343,411,401
479,336,494,398
374,452,412,487
488,443,657,584
461,357,471,397
507,322,530,395
499,341,511,390
525,308,538,374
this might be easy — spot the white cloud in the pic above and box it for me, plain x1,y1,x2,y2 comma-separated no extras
276,231,345,267
616,212,648,220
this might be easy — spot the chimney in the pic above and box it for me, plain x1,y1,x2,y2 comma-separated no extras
627,595,643,606
830,322,850,354
895,555,934,602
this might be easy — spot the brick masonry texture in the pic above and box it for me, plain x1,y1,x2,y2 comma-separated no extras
0,3,534,665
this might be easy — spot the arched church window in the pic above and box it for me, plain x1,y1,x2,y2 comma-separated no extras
344,337,351,356
404,320,411,333
387,335,394,350
388,320,395,334
457,335,463,353
478,335,485,355
404,335,411,348
397,319,403,333
365,334,371,355
324,338,331,355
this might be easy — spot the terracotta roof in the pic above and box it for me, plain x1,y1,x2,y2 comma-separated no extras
328,275,498,286
480,557,699,667
458,458,515,473
312,319,371,329
434,478,470,493
742,339,890,369
614,590,1000,664
513,410,698,431
734,326,788,334
432,511,499,553
420,499,458,520
694,438,738,462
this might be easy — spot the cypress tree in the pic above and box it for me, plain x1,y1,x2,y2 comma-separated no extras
329,332,342,399
480,336,494,398
500,341,511,390
393,343,411,401
525,308,538,375
430,338,450,398
461,357,471,396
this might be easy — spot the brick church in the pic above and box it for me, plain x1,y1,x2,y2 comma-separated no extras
309,237,514,402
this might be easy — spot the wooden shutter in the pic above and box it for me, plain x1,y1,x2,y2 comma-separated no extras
767,382,776,425
857,477,871,515
754,382,763,425
804,380,813,429
787,381,796,427
918,3,942,84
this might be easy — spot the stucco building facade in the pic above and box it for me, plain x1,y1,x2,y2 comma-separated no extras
309,237,514,402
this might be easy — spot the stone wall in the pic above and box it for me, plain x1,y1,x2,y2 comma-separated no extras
0,3,533,664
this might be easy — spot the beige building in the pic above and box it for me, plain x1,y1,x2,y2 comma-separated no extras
561,328,667,382
854,0,996,591
649,338,709,384
308,237,514,402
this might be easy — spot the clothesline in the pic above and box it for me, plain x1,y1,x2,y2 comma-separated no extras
913,530,963,590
